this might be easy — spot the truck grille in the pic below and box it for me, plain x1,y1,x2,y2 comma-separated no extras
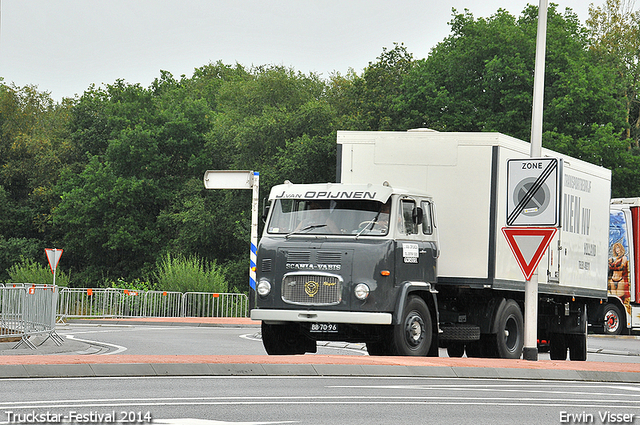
281,272,342,305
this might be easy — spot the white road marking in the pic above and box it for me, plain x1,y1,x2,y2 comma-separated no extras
154,419,296,425
65,334,128,355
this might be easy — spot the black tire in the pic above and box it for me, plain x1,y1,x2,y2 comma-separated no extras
446,342,465,358
602,303,624,335
494,299,524,359
261,322,310,355
568,306,588,361
568,333,587,361
391,296,433,356
549,333,567,360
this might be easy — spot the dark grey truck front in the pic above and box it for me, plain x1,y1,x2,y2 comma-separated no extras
250,182,440,356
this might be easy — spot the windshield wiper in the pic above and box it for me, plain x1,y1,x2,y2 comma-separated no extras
285,223,327,239
355,206,384,239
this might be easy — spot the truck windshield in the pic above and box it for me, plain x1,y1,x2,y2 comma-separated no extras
267,199,390,236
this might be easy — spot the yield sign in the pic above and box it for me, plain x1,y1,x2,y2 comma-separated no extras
501,227,557,281
45,248,63,274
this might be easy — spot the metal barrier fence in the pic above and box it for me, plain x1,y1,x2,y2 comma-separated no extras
0,284,63,349
181,292,249,318
57,288,249,320
0,285,248,349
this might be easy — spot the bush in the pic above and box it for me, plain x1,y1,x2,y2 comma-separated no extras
108,277,157,291
6,257,70,287
153,253,227,293
223,257,251,294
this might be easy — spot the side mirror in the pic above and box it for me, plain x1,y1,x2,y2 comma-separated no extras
261,199,270,223
412,207,423,225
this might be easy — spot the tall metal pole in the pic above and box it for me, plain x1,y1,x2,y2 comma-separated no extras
249,172,260,292
523,0,549,361
530,0,548,157
52,249,57,287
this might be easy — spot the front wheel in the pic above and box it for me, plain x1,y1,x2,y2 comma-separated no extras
391,296,433,356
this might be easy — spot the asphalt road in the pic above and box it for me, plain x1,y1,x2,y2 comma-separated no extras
50,322,640,362
2,321,639,362
1,375,640,425
0,320,638,384
0,320,639,424
0,321,640,363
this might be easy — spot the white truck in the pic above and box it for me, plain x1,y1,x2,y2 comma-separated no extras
594,198,640,335
251,129,611,360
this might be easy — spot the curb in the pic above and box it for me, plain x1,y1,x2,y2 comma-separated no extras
1,361,639,383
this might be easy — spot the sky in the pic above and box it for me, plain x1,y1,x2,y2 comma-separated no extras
1,1,596,102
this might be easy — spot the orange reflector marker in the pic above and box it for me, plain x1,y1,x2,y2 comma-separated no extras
163,291,167,296
212,293,220,298
381,270,390,276
87,288,93,296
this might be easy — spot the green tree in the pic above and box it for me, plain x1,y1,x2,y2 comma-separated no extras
587,0,640,145
329,43,414,131
0,82,73,278
52,76,213,284
398,6,626,142
199,65,337,291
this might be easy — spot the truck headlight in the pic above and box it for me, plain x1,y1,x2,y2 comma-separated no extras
354,283,370,300
257,279,271,297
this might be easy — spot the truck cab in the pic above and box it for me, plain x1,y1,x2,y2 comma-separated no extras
250,181,440,356
596,198,640,334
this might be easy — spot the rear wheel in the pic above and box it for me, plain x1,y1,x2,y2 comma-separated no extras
391,296,433,356
549,333,567,360
568,333,587,361
568,306,588,361
602,303,624,335
494,300,524,359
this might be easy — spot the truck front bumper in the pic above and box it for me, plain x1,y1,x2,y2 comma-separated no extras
250,309,393,325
